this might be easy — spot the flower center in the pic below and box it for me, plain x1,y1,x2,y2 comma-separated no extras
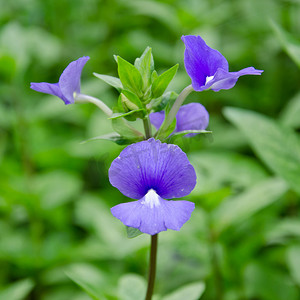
141,189,161,209
205,75,214,85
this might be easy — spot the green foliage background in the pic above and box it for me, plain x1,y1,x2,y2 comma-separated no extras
0,0,300,299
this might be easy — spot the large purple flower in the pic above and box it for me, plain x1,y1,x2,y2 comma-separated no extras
30,56,90,104
182,35,263,92
109,138,196,235
150,102,209,136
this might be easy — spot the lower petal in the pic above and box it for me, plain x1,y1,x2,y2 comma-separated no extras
111,191,195,235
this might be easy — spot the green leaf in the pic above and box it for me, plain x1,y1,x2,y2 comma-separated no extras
167,130,212,142
118,274,147,300
126,226,143,238
162,282,205,300
270,20,300,68
150,91,178,112
213,178,288,233
155,117,176,140
81,133,142,145
109,110,145,120
280,91,300,129
151,64,178,98
93,73,123,92
121,90,144,109
0,279,34,300
134,47,154,90
117,56,143,96
224,107,300,196
66,264,107,300
286,245,300,286
151,70,158,83
112,118,144,139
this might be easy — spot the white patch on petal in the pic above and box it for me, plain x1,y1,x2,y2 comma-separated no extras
205,75,214,85
141,189,161,209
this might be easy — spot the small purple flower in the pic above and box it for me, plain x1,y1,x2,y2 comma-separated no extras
109,138,196,235
182,35,263,92
150,102,209,136
30,56,90,104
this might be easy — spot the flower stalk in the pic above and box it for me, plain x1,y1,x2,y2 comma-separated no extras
145,234,158,300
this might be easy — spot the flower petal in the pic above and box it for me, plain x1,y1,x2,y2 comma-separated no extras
109,138,196,199
176,103,209,135
111,190,195,235
204,67,264,92
182,35,228,90
59,56,90,104
149,111,165,131
150,103,209,136
30,82,70,104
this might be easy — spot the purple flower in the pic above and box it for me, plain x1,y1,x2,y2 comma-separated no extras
109,138,196,235
150,103,209,136
182,35,263,92
30,56,90,104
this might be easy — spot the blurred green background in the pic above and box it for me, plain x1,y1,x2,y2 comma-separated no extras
1,0,300,299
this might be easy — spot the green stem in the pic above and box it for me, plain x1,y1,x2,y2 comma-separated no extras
161,84,193,132
143,117,152,139
75,93,113,117
145,234,158,300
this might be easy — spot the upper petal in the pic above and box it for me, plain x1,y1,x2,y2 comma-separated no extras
109,138,196,199
204,67,264,92
30,82,71,104
59,56,90,104
176,103,209,134
111,190,195,235
182,35,228,91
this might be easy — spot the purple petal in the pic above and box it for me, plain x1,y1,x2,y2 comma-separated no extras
59,56,90,104
109,138,196,199
111,189,195,235
182,35,228,91
149,111,165,131
203,67,264,92
30,82,71,104
176,103,209,135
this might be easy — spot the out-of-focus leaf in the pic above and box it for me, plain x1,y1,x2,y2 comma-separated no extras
162,282,205,300
126,226,143,238
270,20,300,68
93,73,123,92
151,64,178,98
168,130,212,142
224,107,300,195
109,109,145,120
280,92,300,129
0,278,34,300
266,218,300,245
118,274,146,300
33,170,82,210
286,245,300,286
244,262,299,300
190,151,268,197
65,263,107,300
213,178,288,233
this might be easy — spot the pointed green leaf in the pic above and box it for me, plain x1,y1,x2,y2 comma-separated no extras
0,279,34,300
126,226,143,238
93,73,123,92
168,130,212,142
224,107,300,195
163,282,205,300
109,109,145,120
151,70,158,83
117,56,143,96
213,178,288,233
81,133,142,145
135,47,154,90
270,20,300,68
151,64,178,98
112,118,144,139
118,274,147,300
150,91,178,112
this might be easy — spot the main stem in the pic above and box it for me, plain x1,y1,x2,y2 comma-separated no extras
145,234,158,300
143,117,152,139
